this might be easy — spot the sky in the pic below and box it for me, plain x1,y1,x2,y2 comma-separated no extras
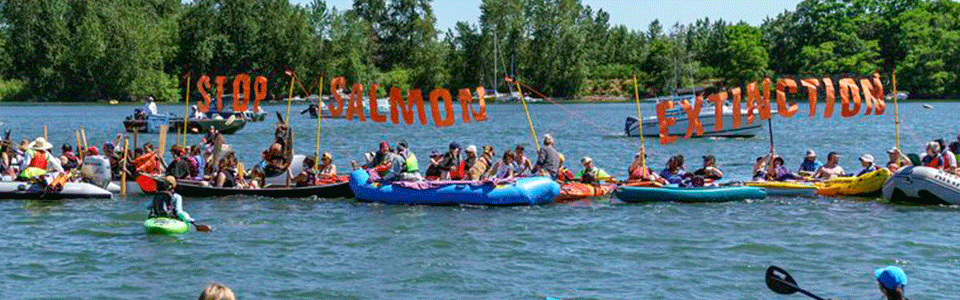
295,0,805,31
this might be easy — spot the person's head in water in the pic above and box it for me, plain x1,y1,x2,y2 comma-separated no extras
198,282,235,300
875,266,907,300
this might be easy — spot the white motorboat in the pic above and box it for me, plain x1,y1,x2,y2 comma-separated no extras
0,181,112,200
625,95,766,138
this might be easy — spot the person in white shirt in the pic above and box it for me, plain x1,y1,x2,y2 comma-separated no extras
143,96,158,116
937,139,957,173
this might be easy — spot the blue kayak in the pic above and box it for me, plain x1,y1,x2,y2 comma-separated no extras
349,170,560,206
615,185,767,203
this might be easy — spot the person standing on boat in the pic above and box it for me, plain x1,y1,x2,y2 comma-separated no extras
693,155,724,181
150,176,194,224
575,156,611,184
143,96,158,116
532,134,562,179
797,150,822,176
854,154,881,176
814,152,845,180
18,137,64,180
514,145,534,176
875,266,908,300
437,142,463,180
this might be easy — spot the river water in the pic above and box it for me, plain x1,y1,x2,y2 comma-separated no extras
0,101,956,299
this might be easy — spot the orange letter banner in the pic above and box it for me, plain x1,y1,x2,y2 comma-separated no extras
838,78,861,118
346,84,366,121
328,77,346,118
775,78,799,117
197,75,211,113
232,73,251,112
254,76,267,113
800,78,819,117
707,91,728,132
730,88,742,129
429,88,455,128
681,96,704,139
389,87,428,125
471,87,488,122
214,76,227,113
656,100,677,145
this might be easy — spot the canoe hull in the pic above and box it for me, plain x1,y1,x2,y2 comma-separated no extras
816,168,890,197
174,181,353,199
349,170,560,206
0,181,112,200
615,186,767,203
745,181,818,197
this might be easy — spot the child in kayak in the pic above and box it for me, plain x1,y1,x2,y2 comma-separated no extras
854,154,880,176
875,266,908,300
150,176,194,225
659,155,687,184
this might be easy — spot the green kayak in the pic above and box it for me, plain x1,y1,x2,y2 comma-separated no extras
615,185,767,203
144,217,189,234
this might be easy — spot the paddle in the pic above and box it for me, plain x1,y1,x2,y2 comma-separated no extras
765,266,826,300
191,221,212,232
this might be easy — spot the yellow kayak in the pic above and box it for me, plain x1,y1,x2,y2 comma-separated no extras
816,168,891,197
746,181,818,197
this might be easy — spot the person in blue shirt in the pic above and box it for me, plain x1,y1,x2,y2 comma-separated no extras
798,149,822,176
659,155,687,184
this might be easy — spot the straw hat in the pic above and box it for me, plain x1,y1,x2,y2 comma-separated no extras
28,137,53,151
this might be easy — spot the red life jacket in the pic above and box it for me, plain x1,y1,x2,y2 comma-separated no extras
29,151,48,169
925,156,944,168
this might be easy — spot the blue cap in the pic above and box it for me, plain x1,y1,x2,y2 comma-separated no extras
875,266,907,290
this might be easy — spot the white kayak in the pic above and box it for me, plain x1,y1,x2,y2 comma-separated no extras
107,181,142,194
0,181,112,200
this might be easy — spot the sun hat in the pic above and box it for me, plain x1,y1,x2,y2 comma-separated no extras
860,154,874,163
465,145,477,153
28,137,53,151
581,156,592,165
886,147,898,154
805,149,816,158
875,266,907,290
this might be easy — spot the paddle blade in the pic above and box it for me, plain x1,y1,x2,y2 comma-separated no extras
193,223,212,232
137,175,158,194
766,266,799,295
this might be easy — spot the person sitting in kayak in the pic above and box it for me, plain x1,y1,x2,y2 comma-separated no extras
166,146,193,180
854,154,881,176
532,134,563,179
797,149,821,177
885,147,912,172
813,152,845,180
352,141,391,171
921,141,944,170
214,155,238,188
437,142,463,180
467,145,493,180
628,151,665,184
318,152,338,180
875,266,908,300
59,144,81,171
751,156,769,181
575,156,611,184
488,150,517,180
199,283,235,300
18,137,64,181
514,145,533,176
767,156,801,181
693,155,724,181
659,155,687,184
150,176,194,224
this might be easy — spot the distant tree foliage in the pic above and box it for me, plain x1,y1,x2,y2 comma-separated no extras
0,0,958,101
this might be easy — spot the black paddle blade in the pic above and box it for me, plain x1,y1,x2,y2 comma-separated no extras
766,266,799,295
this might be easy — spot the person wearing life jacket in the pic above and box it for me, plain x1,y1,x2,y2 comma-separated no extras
18,137,64,180
875,266,908,300
575,156,612,184
437,142,462,180
659,155,687,184
854,154,881,176
150,176,194,224
936,138,957,173
393,140,421,181
467,145,494,180
921,141,945,170
424,150,443,180
797,149,822,177
628,151,665,184
214,155,238,188
317,152,338,181
80,147,111,189
166,146,193,180
133,144,162,176
59,144,81,171
885,147,912,172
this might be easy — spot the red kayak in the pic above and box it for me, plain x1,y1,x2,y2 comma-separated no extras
556,182,618,202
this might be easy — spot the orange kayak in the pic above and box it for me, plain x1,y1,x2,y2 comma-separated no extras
556,182,617,202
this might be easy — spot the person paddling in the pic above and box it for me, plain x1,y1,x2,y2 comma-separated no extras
875,266,909,300
151,176,209,231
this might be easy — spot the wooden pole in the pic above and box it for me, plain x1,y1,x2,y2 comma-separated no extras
182,75,191,147
315,76,324,171
633,74,647,171
80,126,88,160
120,137,129,196
515,80,540,152
43,125,48,141
133,130,138,152
285,73,295,127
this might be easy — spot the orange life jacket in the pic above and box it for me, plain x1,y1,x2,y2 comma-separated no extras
29,151,48,169
134,153,160,174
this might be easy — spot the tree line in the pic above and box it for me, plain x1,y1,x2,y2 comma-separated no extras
0,0,957,102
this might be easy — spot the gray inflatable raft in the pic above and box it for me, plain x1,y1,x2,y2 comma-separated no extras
0,181,112,200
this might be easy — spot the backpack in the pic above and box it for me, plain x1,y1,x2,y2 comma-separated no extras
150,191,176,218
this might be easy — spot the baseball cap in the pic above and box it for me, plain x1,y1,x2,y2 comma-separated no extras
860,154,874,163
875,266,907,290
805,149,816,158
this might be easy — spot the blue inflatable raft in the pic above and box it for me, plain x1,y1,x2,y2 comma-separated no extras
349,170,560,206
